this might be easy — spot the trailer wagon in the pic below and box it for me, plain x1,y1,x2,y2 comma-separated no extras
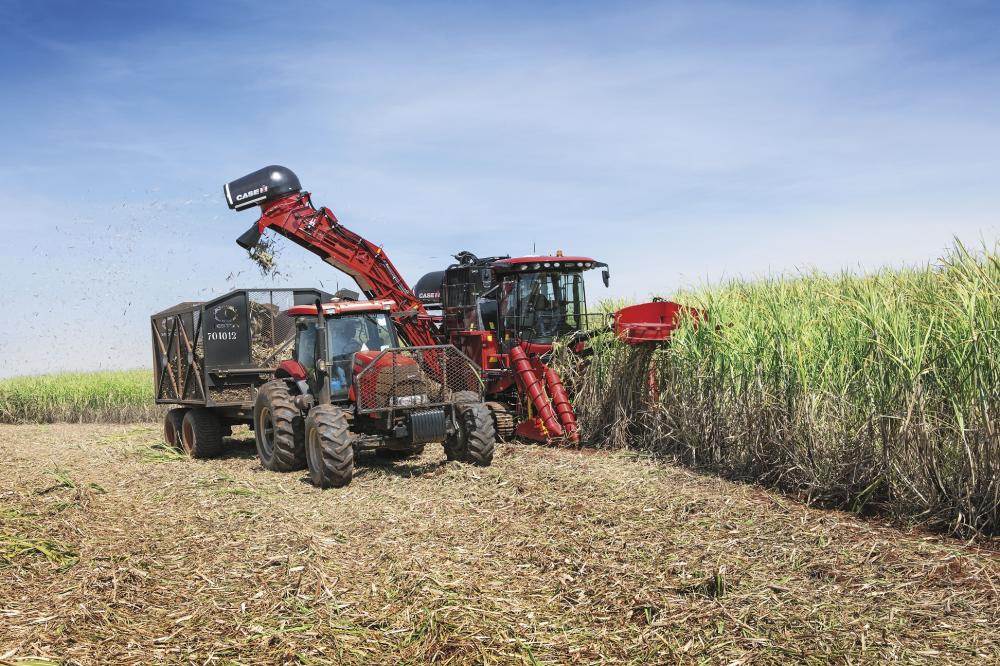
151,288,331,455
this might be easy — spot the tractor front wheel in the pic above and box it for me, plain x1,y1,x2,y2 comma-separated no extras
445,401,496,466
305,405,354,488
254,380,306,472
180,408,224,458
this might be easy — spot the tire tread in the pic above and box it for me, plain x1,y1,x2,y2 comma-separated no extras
254,380,306,471
182,408,224,458
306,405,354,488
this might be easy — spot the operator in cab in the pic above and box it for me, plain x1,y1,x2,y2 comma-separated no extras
330,319,364,358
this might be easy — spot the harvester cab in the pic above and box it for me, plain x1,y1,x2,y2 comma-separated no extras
421,251,606,349
415,251,611,442
253,295,495,489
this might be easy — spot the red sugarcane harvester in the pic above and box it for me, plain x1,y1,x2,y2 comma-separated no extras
225,166,688,444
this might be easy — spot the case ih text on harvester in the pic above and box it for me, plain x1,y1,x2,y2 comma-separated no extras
223,165,687,444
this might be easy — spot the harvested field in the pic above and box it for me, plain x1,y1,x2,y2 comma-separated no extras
1,424,998,664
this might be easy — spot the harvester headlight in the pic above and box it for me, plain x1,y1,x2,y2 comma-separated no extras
520,265,527,270
553,262,560,267
584,262,592,268
543,262,551,268
533,263,541,269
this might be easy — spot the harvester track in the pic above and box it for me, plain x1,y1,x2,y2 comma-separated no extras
485,401,515,439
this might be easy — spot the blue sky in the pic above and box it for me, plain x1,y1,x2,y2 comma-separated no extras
1,1,998,376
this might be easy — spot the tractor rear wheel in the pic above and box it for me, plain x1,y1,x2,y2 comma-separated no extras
180,408,224,458
254,380,305,472
164,408,187,449
445,400,496,466
305,405,354,488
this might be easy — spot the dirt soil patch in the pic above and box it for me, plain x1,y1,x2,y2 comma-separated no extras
1,424,998,664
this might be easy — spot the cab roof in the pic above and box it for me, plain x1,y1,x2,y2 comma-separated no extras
286,298,395,317
491,256,598,272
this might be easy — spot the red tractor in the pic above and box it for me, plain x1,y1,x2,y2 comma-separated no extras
225,166,686,445
257,296,494,487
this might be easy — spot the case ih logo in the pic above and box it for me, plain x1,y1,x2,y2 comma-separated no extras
213,305,240,329
236,185,268,202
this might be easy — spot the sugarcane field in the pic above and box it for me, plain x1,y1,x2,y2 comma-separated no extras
2,2,1000,665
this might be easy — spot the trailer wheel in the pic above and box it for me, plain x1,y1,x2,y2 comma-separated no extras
305,405,354,488
180,408,224,458
163,408,187,449
445,400,496,466
254,380,306,472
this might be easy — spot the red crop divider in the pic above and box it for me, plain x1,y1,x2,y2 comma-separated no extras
508,345,563,438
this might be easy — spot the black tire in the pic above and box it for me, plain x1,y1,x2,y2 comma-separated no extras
445,401,496,466
444,391,481,460
180,408,225,458
254,380,306,472
305,405,354,488
164,408,187,449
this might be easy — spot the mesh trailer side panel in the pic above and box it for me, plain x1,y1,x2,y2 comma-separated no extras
247,290,298,368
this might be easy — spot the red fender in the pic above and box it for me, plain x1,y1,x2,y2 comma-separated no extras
508,345,563,438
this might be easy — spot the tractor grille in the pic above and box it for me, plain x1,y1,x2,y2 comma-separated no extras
409,408,447,444
354,345,483,414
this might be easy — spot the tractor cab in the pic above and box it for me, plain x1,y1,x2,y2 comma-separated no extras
286,298,399,402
